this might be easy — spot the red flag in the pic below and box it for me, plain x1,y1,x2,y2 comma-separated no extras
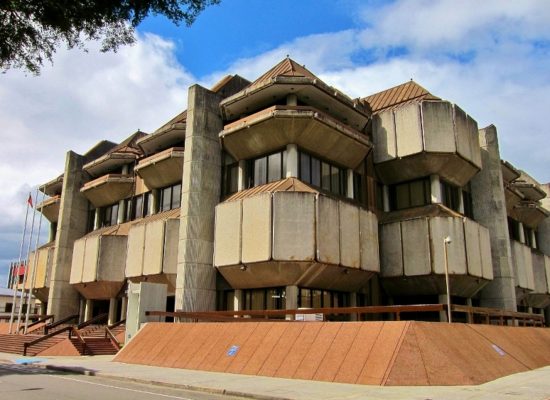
27,193,33,208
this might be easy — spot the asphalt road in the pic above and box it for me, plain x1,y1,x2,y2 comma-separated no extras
0,362,247,400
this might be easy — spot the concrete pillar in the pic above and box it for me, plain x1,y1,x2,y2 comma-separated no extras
117,199,125,224
285,285,298,320
39,302,47,316
518,222,526,244
430,175,442,204
349,292,358,321
470,126,517,311
78,297,86,323
151,188,159,214
108,298,117,325
530,230,537,250
382,185,390,212
94,208,101,230
84,299,93,321
286,94,298,106
237,160,246,191
438,294,449,322
346,169,354,199
120,297,128,321
175,85,223,312
233,289,242,312
285,144,299,178
458,191,465,214
47,151,89,319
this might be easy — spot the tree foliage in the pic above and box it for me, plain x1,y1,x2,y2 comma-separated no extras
0,0,220,74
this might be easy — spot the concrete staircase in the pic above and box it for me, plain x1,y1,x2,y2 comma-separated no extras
0,334,66,356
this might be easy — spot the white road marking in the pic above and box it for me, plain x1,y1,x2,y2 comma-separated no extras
52,375,196,400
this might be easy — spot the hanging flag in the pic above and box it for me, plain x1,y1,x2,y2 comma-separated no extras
27,193,33,208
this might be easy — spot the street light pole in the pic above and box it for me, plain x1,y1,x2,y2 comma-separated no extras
443,236,452,323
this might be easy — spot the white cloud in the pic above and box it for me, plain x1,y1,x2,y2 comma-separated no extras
0,33,194,283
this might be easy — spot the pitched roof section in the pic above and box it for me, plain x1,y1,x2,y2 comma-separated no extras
249,57,319,88
223,178,319,201
154,110,187,134
363,81,440,113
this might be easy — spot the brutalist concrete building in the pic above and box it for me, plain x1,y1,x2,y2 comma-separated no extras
24,58,550,324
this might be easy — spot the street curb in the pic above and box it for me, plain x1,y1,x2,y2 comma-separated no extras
43,364,292,400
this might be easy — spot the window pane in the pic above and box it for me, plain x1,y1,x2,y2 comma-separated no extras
395,184,410,210
111,204,119,225
172,183,181,209
410,180,426,207
251,289,264,310
254,157,267,186
311,157,321,187
268,153,282,183
300,152,311,183
299,288,311,308
321,162,331,191
312,290,322,308
322,291,331,308
331,166,340,195
161,187,171,211
228,165,238,194
144,193,152,216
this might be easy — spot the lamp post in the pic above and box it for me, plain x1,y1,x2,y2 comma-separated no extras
443,236,452,323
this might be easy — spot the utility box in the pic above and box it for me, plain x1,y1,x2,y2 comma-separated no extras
125,282,167,343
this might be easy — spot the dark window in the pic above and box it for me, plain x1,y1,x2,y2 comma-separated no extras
159,183,182,212
353,172,364,204
441,181,460,212
125,192,151,221
376,182,384,211
298,288,349,308
102,203,119,227
462,189,474,219
508,217,521,242
299,151,347,197
524,225,534,248
223,162,239,196
242,287,286,311
388,178,431,211
247,150,286,188
86,207,96,233
5,303,12,313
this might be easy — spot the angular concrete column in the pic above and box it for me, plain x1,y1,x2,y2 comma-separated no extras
233,289,242,312
84,299,93,321
518,222,526,244
151,188,159,214
349,292,358,321
120,297,128,321
286,144,299,178
47,151,89,319
346,169,354,199
175,85,223,312
94,209,101,230
438,294,449,322
237,160,246,191
108,298,117,325
430,174,442,204
117,199,126,224
382,185,390,212
285,285,298,320
470,126,517,311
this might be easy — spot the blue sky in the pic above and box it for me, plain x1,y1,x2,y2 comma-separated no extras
0,0,549,286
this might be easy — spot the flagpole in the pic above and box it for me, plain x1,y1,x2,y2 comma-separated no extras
24,189,46,333
16,189,38,333
8,193,32,334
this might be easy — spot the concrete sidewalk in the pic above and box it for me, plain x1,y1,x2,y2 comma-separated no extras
1,352,549,400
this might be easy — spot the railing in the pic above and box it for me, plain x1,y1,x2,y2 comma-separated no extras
107,318,126,330
105,327,121,349
23,325,72,356
44,314,79,335
19,315,54,333
69,327,88,355
146,304,546,327
77,313,108,330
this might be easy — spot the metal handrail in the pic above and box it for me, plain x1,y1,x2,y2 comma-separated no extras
77,313,108,330
105,327,120,349
19,315,54,333
69,327,88,355
23,325,72,356
44,314,79,335
107,319,126,329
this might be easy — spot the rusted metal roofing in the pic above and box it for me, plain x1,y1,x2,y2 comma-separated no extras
82,208,180,239
248,57,318,88
224,178,319,201
363,81,440,113
154,110,187,134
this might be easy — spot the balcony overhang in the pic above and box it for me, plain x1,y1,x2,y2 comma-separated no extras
37,195,61,223
511,182,546,202
513,202,549,228
135,147,184,189
137,125,185,156
501,160,521,183
83,152,138,178
220,106,372,169
504,185,525,214
40,175,63,196
220,76,370,131
80,174,134,207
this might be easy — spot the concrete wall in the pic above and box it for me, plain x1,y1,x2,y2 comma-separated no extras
380,216,492,280
510,241,535,291
176,85,223,312
371,100,481,186
214,191,380,272
126,219,179,277
471,126,517,311
27,246,53,290
70,235,127,284
47,152,88,318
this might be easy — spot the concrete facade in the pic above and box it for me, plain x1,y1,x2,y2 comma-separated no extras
11,58,549,325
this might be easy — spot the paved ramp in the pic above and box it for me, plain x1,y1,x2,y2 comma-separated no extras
115,321,550,386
